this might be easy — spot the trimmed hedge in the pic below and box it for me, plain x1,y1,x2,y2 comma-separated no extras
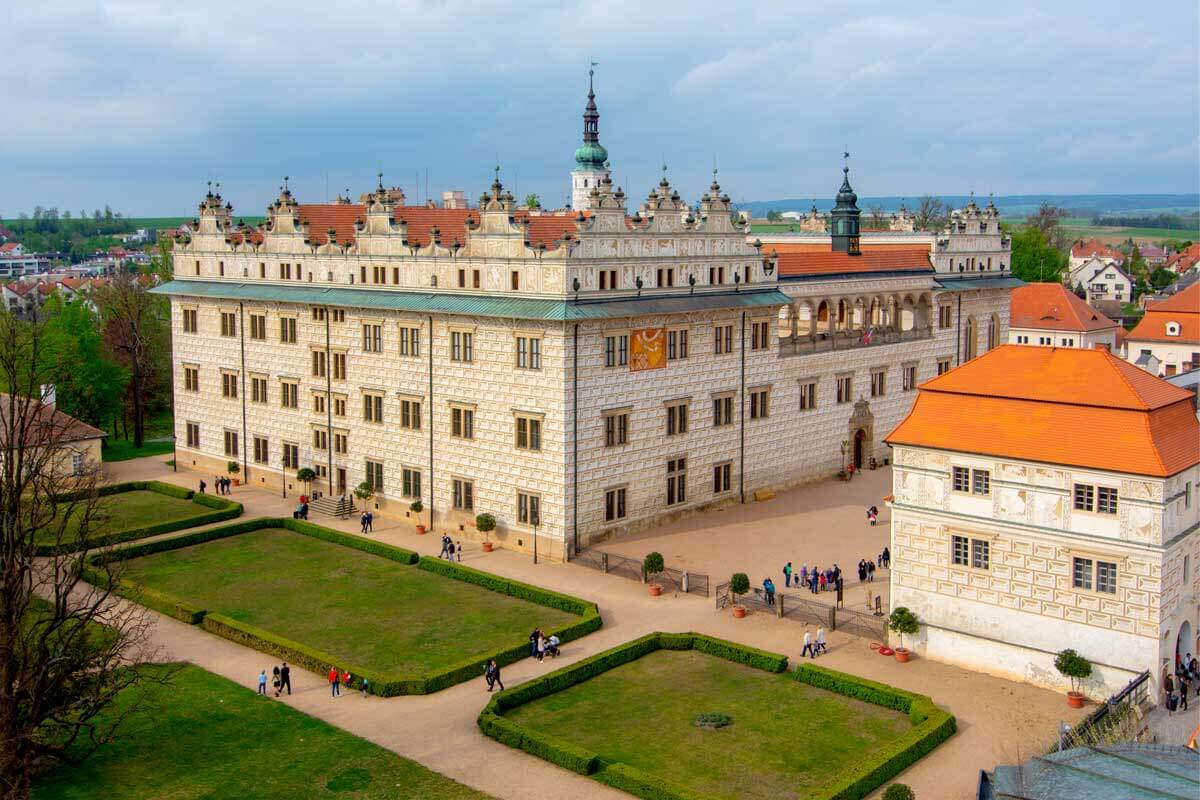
480,635,954,800
794,664,957,800
40,481,242,555
88,517,596,695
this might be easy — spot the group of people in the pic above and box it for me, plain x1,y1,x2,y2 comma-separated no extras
292,493,310,520
801,625,828,658
781,562,844,595
328,666,368,697
438,534,464,562
359,510,374,533
198,477,235,495
1165,654,1199,713
255,662,292,697
528,627,561,662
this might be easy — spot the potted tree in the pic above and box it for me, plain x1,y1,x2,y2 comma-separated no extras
410,500,425,534
476,513,496,551
644,552,665,596
296,467,316,500
888,607,920,663
226,460,240,487
730,572,750,618
1055,648,1092,708
354,481,375,510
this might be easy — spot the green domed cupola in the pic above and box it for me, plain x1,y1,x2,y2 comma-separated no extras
830,153,861,256
574,67,608,170
574,142,608,171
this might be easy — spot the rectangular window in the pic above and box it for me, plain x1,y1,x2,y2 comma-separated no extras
399,326,420,357
372,265,386,285
971,538,990,570
952,535,969,566
362,323,383,353
750,320,770,351
604,334,629,368
332,352,346,380
220,311,237,337
870,369,887,397
253,436,269,464
1097,486,1118,515
604,411,629,447
712,394,734,427
313,393,325,414
251,376,268,404
363,393,384,423
516,336,542,369
472,270,480,289
517,492,541,526
184,366,199,392
708,265,725,285
259,262,266,278
451,406,474,440
510,271,520,291
971,469,990,496
515,415,542,451
182,308,198,333
938,305,952,329
902,365,917,391
667,328,688,361
311,350,326,378
312,429,327,450
937,357,952,375
749,387,770,419
221,372,238,399
656,267,674,288
334,397,346,417
186,422,200,448
714,324,733,355
333,432,348,454
282,442,299,469
836,375,852,404
249,314,266,340
457,268,466,288
400,399,421,431
666,457,687,506
599,270,617,290
1096,560,1117,594
279,317,297,343
365,460,384,491
1072,557,1093,591
799,381,817,411
666,401,688,436
1073,483,1095,512
280,262,292,280
713,461,732,494
952,466,971,493
604,487,627,522
281,381,298,409
451,331,474,363
330,309,344,323
401,467,421,499
452,478,474,511
223,430,238,457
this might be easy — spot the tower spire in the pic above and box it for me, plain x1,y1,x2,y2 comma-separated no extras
571,63,611,211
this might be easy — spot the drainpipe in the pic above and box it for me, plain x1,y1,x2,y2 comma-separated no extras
955,294,962,366
739,310,746,504
238,302,248,480
325,307,333,496
572,322,579,559
428,314,434,532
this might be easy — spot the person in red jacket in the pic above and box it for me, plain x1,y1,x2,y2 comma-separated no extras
328,666,340,698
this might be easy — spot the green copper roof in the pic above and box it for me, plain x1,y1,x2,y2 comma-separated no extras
151,280,789,321
574,142,609,170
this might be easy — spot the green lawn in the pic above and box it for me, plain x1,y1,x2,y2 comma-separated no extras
120,528,576,674
506,649,911,800
100,439,174,462
34,664,491,800
43,490,210,545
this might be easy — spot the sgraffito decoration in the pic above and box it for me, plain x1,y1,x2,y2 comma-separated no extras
630,327,666,371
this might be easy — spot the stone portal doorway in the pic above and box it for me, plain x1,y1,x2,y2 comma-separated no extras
848,398,876,470
854,429,866,469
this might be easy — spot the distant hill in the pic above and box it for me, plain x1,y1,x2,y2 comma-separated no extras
740,194,1200,219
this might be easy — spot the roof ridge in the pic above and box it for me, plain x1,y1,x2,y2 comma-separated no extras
1104,348,1156,411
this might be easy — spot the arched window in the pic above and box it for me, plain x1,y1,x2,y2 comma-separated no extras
987,314,999,351
965,316,978,360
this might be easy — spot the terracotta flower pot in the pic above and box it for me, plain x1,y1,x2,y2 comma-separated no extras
894,647,910,663
648,584,663,597
482,541,494,552
732,606,746,619
1067,691,1084,708
415,525,427,535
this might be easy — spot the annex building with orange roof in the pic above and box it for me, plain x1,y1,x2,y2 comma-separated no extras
885,345,1199,700
1125,282,1200,377
1008,282,1119,351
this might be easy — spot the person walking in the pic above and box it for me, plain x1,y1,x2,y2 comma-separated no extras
329,666,341,698
800,563,808,586
271,666,281,697
867,561,876,582
1179,676,1190,712
366,511,374,532
343,670,352,693
199,479,207,494
455,540,463,562
858,560,867,583
257,669,268,696
529,627,541,659
447,541,456,562
536,634,547,663
810,569,820,594
280,662,291,695
816,626,828,656
763,577,776,606
882,547,890,569
361,677,370,697
801,627,816,659
485,659,504,692
360,511,369,534
783,561,793,588
440,534,453,560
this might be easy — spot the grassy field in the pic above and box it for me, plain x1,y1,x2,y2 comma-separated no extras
120,528,575,674
102,410,174,462
1048,217,1198,243
42,490,210,545
34,664,491,800
506,649,911,799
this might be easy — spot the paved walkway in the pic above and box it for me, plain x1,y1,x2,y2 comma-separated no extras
103,456,1087,800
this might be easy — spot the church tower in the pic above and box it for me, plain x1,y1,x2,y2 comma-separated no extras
570,66,610,211
830,156,861,255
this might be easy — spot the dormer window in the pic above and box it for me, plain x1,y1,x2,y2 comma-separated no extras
1166,321,1181,337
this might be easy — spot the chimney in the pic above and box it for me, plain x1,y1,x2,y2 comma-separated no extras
41,384,56,410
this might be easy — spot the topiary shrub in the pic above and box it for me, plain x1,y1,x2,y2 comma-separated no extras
694,712,731,730
883,784,916,800
226,460,240,476
296,467,316,493
475,513,496,539
353,481,375,503
1054,648,1092,694
730,572,750,601
409,500,423,514
643,552,664,579
888,606,920,649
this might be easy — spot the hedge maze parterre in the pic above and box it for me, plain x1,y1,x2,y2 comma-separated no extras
41,480,242,555
478,632,956,800
88,518,601,695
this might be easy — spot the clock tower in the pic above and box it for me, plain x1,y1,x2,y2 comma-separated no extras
830,156,861,256
570,66,610,211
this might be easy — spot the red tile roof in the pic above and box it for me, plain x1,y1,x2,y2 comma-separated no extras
1165,244,1200,273
0,243,19,253
885,345,1199,477
1071,239,1124,261
292,205,581,250
0,394,106,447
1010,283,1118,333
771,243,932,278
1127,283,1200,344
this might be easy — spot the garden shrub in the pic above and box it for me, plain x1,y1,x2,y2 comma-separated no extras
883,784,916,800
514,726,600,775
594,763,704,800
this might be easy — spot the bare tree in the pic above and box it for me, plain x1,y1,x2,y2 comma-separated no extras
1026,202,1070,250
867,205,887,229
914,195,947,231
0,308,159,799
95,274,169,449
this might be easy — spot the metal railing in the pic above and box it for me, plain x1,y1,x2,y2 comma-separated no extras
1050,670,1152,753
575,547,709,597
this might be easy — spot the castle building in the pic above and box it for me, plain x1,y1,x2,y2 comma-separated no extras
155,81,1021,560
886,346,1200,698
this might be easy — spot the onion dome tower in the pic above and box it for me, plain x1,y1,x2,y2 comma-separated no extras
570,65,611,210
830,153,861,255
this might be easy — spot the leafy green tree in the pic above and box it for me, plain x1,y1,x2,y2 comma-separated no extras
766,210,782,222
1010,226,1068,283
1025,202,1069,250
1126,246,1148,282
523,193,541,210
95,274,170,448
39,295,128,430
1151,267,1176,290
888,606,921,648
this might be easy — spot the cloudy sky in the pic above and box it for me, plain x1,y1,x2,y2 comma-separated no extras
3,0,1198,216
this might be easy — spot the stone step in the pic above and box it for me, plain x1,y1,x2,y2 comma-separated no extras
309,495,354,517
